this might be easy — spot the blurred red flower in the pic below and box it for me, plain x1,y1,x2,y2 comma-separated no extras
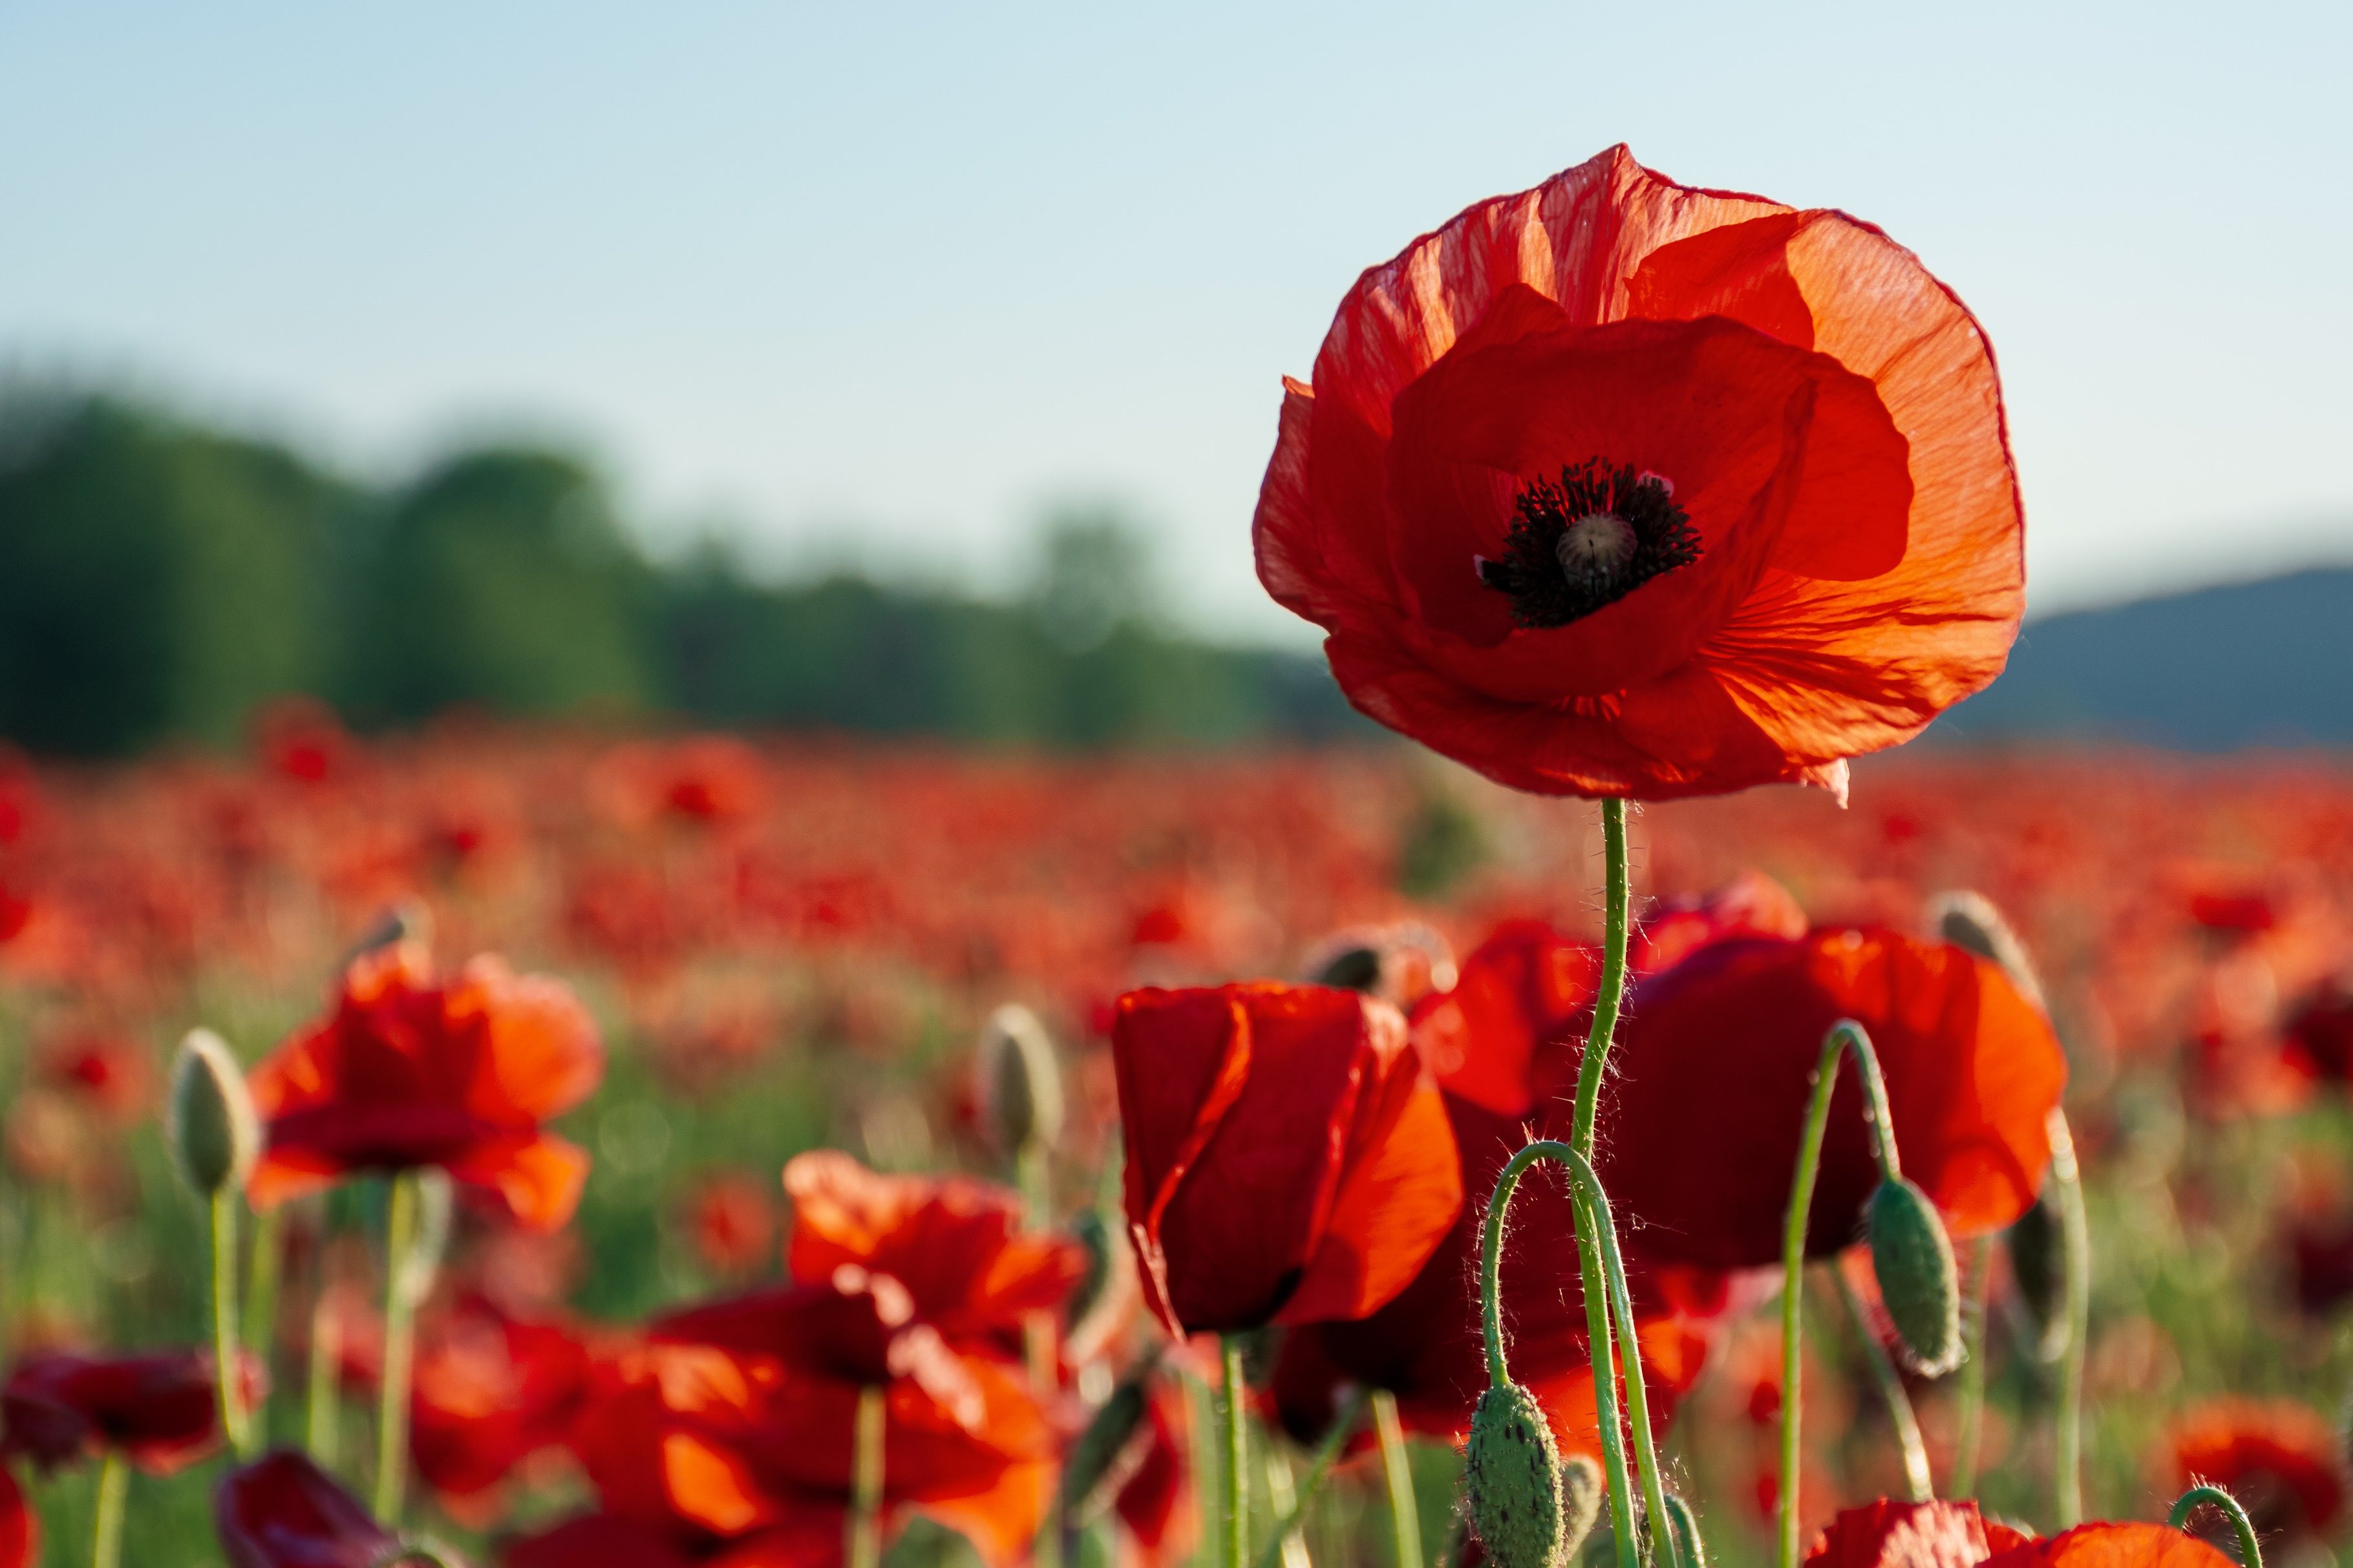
2284,982,2353,1083
1253,145,2021,799
783,1150,1087,1346
247,940,604,1230
1575,927,2065,1268
1109,1377,1197,1568
2162,1397,2346,1542
1983,1524,2235,1568
0,1468,34,1568
1805,1499,2032,1568
691,1173,779,1276
1112,983,1462,1335
409,1293,592,1509
1406,920,1595,1118
214,1450,412,1568
2,1349,264,1476
1634,871,1810,977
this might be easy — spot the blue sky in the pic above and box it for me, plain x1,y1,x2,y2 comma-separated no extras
3,1,2347,643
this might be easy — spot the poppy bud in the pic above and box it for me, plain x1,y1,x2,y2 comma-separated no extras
1927,890,2047,1013
979,1004,1063,1154
2007,1191,2067,1362
1059,1372,1151,1523
1467,1381,1568,1568
1557,1453,1604,1559
1868,1178,1963,1375
168,1029,259,1197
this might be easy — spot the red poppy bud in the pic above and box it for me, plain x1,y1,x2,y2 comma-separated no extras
1467,1381,1567,1568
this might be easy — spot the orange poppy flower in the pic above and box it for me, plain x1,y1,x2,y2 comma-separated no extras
2162,1397,2346,1542
3,1349,265,1477
1406,920,1595,1119
1112,983,1462,1336
1568,927,2064,1268
1253,145,2022,799
1805,1499,2032,1568
246,940,604,1231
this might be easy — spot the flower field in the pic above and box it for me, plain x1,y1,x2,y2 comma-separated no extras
5,719,2353,1565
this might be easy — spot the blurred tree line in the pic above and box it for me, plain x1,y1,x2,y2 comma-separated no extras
0,390,1364,756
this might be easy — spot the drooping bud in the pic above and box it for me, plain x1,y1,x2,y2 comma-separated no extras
1927,889,2047,1013
169,1028,260,1197
1867,1178,1963,1376
978,1004,1064,1154
345,898,431,965
2007,1190,2068,1362
1557,1453,1604,1560
1059,1372,1153,1524
1467,1381,1567,1568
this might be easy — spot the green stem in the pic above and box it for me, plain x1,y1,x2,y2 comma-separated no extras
1779,1021,1896,1568
307,1281,341,1465
374,1172,419,1522
243,1202,284,1440
848,1384,886,1568
211,1189,252,1457
1249,1388,1367,1568
1220,1338,1248,1568
2049,1110,2090,1529
1662,1492,1705,1568
1373,1390,1422,1568
2168,1485,2262,1568
1949,1234,1994,1498
1834,1269,1931,1502
90,1451,127,1568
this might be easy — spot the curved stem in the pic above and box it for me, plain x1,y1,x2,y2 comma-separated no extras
1373,1391,1422,1568
373,1172,418,1522
1249,1388,1367,1568
1662,1493,1705,1568
2049,1110,2091,1529
1834,1269,1931,1502
1779,1021,1897,1568
1948,1234,1994,1498
90,1450,127,1568
211,1189,253,1457
1221,1338,1248,1568
2168,1485,2262,1568
849,1384,887,1568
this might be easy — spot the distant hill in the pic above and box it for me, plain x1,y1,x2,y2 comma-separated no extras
1937,566,2353,749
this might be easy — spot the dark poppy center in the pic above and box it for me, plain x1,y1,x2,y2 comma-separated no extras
1477,458,1701,628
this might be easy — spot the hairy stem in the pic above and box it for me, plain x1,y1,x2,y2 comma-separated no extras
2168,1485,2262,1568
1949,1234,1995,1498
1835,1269,1932,1502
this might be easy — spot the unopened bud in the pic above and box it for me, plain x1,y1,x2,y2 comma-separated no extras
1868,1178,1962,1375
1927,890,2046,1013
1060,1373,1151,1523
2006,1191,2067,1362
1557,1454,1604,1560
169,1029,259,1196
1468,1381,1568,1568
979,1004,1063,1153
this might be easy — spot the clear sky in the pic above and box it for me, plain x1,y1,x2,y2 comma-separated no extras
3,1,2347,644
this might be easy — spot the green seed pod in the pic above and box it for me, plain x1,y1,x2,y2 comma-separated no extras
979,1004,1064,1154
1557,1453,1604,1560
1059,1373,1152,1523
168,1028,259,1197
2006,1190,2068,1362
1867,1177,1962,1376
1467,1381,1567,1568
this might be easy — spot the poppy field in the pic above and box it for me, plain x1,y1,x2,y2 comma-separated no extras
0,145,2343,1568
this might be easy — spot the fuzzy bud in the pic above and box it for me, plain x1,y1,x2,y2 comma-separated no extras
1927,890,2047,1013
1468,1381,1567,1568
979,1004,1064,1154
168,1028,259,1197
1557,1453,1604,1560
2006,1191,2067,1362
1868,1178,1963,1375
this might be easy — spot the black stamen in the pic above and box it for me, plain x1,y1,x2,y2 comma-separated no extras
1477,458,1701,629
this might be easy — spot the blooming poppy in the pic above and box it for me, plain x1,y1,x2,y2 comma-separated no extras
1805,1499,2033,1568
1112,983,1462,1336
2,1348,264,1476
213,1450,422,1568
1253,144,2023,799
0,1468,34,1568
1406,920,1595,1118
1981,1524,2236,1568
1270,1092,1727,1461
409,1293,592,1509
2162,1397,2346,1542
783,1150,1088,1346
246,940,604,1231
1572,927,2065,1268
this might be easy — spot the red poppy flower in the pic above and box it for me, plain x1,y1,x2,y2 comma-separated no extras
2284,982,2353,1083
1635,871,1810,977
1981,1523,2235,1568
246,940,604,1231
0,1468,34,1568
783,1150,1088,1345
1253,144,2022,800
1407,920,1595,1118
1805,1499,2034,1568
214,1451,417,1568
2162,1397,2346,1542
2,1348,264,1476
1112,983,1463,1336
546,1270,1051,1568
409,1293,591,1507
1571,927,2065,1268
1270,1094,1726,1461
